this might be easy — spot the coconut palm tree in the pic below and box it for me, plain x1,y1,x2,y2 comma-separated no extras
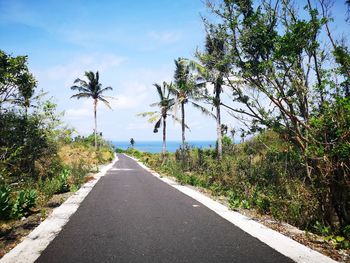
70,71,112,149
193,31,229,160
139,81,176,160
171,58,214,152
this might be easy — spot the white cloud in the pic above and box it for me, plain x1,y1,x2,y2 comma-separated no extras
40,53,125,87
148,31,182,44
109,95,140,110
65,107,91,119
126,122,151,131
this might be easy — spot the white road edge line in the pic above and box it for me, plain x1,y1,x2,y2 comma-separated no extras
0,155,119,263
124,154,337,263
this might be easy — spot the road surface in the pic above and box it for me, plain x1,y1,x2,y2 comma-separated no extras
36,154,294,263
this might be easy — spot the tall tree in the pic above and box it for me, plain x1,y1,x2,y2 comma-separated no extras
205,0,350,227
195,29,230,160
171,58,213,153
70,71,112,149
0,50,60,181
0,50,36,112
139,82,175,160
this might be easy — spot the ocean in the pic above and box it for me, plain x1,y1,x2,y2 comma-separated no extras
112,141,216,153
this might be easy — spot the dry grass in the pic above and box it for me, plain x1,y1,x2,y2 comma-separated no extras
59,144,98,168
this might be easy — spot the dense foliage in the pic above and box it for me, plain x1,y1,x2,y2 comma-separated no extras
0,51,114,221
200,0,350,231
138,0,350,247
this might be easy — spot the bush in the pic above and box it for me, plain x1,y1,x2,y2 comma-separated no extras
40,178,61,200
0,185,12,219
0,185,37,220
129,131,336,235
11,189,37,218
69,160,91,187
57,168,70,193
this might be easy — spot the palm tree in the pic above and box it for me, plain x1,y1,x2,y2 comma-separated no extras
130,138,135,148
70,71,112,149
171,58,214,152
139,81,175,160
194,31,229,160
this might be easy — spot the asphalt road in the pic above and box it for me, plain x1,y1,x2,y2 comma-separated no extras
36,154,294,263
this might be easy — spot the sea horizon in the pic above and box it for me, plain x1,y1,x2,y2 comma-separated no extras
111,140,216,153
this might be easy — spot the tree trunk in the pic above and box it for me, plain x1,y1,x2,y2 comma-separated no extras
180,101,186,161
215,83,222,160
93,99,97,150
162,116,167,161
181,101,186,150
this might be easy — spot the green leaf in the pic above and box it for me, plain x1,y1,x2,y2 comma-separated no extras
335,236,345,242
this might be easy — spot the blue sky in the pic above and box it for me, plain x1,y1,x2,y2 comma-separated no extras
0,0,349,141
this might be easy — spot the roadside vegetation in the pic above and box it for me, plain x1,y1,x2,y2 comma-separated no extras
122,132,349,260
136,0,350,259
0,50,114,257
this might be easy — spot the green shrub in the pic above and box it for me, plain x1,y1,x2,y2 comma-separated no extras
40,177,61,199
57,168,70,193
228,191,242,209
70,160,91,187
254,194,270,213
0,185,12,219
343,225,350,240
115,148,125,153
11,189,37,218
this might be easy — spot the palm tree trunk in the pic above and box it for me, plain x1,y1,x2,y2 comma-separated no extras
162,116,167,161
216,84,222,160
181,101,186,149
93,99,97,150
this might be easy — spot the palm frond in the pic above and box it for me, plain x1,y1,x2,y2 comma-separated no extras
168,84,180,97
85,71,95,82
73,78,87,86
96,71,99,83
137,111,160,123
98,96,112,109
190,101,216,119
98,86,113,94
70,93,92,99
70,85,92,93
150,102,161,107
189,60,209,79
167,98,175,107
101,95,117,100
137,111,158,118
170,115,190,130
153,83,164,101
153,118,162,133
71,71,113,107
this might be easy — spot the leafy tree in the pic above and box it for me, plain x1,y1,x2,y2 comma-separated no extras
0,50,62,182
138,82,175,160
0,50,36,112
70,71,113,149
205,0,350,227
